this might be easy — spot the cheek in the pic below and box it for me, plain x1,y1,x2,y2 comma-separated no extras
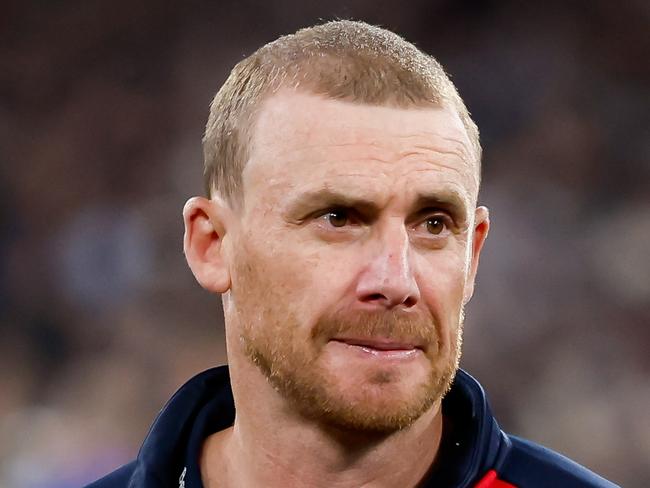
233,237,295,302
416,252,467,333
230,227,337,326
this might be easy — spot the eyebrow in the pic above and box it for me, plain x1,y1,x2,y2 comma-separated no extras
284,187,470,222
411,191,469,222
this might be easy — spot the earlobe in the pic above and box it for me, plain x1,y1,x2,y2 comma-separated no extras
183,196,232,294
463,206,490,304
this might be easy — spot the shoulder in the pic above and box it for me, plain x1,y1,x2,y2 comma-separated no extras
83,460,136,488
500,435,620,488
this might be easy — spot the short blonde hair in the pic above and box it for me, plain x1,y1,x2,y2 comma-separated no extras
203,20,480,206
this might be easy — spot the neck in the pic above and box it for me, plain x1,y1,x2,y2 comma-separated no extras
200,359,444,488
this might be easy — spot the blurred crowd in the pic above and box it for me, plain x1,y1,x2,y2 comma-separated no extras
1,1,648,486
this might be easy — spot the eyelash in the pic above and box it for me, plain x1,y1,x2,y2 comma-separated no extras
318,208,358,228
314,208,452,235
414,215,452,236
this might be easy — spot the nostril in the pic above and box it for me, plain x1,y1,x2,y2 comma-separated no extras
402,295,417,308
361,292,417,308
366,293,386,302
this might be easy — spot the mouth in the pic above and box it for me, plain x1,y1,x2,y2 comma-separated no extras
330,337,424,359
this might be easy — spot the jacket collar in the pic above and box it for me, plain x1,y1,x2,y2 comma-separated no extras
129,366,508,488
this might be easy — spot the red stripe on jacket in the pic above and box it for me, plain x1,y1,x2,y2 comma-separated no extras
475,469,517,488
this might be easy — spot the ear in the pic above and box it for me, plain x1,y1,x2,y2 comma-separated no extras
463,206,490,304
183,196,232,294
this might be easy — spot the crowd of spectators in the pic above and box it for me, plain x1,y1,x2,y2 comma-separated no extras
1,1,648,486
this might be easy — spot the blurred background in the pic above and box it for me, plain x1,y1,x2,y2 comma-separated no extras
1,0,648,486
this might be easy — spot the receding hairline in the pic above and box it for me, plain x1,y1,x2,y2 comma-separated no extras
245,86,479,186
202,20,482,205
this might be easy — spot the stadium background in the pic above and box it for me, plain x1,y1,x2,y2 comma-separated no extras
1,1,648,486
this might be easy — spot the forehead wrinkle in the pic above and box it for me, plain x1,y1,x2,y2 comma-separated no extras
305,167,472,204
255,117,474,162
391,166,476,206
392,150,476,182
400,145,470,164
257,141,400,169
400,157,469,178
265,142,472,178
392,166,467,190
392,134,477,176
261,139,382,154
396,144,478,193
253,145,476,204
262,120,457,148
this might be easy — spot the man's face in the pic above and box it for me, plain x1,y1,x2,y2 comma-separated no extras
224,90,487,433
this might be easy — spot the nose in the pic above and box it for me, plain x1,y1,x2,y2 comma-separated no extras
355,229,420,309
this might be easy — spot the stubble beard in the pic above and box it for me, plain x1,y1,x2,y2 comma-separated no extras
241,307,463,434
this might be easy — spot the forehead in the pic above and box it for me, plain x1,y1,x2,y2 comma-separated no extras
243,90,478,207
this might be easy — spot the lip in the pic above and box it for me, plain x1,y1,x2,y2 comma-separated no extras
332,337,420,350
330,338,424,359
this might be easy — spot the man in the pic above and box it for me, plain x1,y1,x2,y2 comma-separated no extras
89,20,617,488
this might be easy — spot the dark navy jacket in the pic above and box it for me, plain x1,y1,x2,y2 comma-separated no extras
87,366,618,488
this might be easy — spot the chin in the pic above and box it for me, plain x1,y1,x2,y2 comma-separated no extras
318,385,438,434
289,364,447,434
242,321,460,433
